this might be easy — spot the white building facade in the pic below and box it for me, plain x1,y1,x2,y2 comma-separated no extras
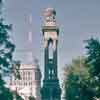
10,64,41,100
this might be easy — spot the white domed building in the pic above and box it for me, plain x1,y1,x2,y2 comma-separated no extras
9,62,41,100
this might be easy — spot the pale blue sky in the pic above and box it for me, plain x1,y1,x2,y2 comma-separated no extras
3,0,100,81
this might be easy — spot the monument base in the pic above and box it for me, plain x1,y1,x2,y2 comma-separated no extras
41,79,61,100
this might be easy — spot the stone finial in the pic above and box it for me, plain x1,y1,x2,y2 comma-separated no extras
43,8,56,22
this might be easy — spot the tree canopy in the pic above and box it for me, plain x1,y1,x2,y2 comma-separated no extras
85,38,100,98
0,0,20,99
64,57,96,100
64,37,100,100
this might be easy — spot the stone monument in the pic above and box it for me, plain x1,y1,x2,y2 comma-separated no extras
41,8,61,100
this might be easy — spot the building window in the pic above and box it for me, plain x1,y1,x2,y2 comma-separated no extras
28,71,30,80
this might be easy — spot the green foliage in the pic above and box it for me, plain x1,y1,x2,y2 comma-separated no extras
0,1,20,100
85,38,100,98
15,92,23,100
29,96,36,100
0,19,13,99
64,57,96,100
85,38,100,77
64,38,100,100
0,75,13,100
0,18,15,76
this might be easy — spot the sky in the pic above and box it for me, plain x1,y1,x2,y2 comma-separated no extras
2,0,100,82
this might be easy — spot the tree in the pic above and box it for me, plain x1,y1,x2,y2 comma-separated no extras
64,57,95,100
29,96,36,100
0,0,20,99
85,38,100,98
